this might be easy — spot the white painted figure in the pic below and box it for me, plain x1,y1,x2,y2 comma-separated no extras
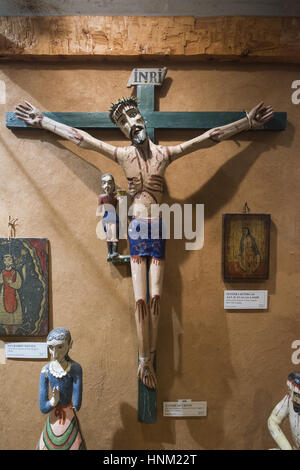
268,372,300,450
15,98,273,389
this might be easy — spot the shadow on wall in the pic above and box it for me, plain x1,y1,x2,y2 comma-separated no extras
0,135,130,296
109,130,290,449
245,388,273,450
112,402,175,450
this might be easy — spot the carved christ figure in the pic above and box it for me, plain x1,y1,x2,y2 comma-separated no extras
268,372,300,450
15,98,274,389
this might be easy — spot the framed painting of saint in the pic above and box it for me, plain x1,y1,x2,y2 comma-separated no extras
222,214,270,281
0,238,49,336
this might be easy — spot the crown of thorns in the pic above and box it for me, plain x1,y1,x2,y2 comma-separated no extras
287,372,300,392
109,97,140,123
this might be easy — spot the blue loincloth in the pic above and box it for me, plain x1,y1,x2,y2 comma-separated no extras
128,218,166,259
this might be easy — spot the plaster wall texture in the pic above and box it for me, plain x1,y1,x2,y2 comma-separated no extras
0,62,299,450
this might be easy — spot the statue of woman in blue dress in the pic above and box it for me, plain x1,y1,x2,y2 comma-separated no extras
37,327,85,450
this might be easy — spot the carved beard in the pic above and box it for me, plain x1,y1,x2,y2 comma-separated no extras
293,402,300,414
130,126,147,146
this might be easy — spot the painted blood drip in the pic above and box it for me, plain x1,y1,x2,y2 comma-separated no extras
151,257,163,266
131,255,143,264
150,295,160,316
136,299,147,323
70,128,84,145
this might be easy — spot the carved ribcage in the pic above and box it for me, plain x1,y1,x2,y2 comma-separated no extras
145,174,164,193
127,174,164,197
127,176,142,194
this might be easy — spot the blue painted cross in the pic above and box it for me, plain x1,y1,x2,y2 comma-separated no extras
6,86,286,136
6,81,287,424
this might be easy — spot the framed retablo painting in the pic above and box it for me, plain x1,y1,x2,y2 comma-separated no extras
222,214,270,281
0,238,49,336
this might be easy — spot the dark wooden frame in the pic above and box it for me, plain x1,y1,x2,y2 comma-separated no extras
222,213,271,281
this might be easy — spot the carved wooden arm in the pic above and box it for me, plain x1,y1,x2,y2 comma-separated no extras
15,101,117,161
168,102,274,161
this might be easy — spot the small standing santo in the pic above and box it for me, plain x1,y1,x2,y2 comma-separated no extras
37,327,85,450
96,174,119,260
268,372,300,450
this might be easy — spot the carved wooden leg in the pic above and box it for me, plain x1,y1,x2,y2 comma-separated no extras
131,256,160,390
130,256,149,357
148,258,165,364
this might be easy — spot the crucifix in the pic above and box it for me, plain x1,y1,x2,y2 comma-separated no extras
8,68,286,423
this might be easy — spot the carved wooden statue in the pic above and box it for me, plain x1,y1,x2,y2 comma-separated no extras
268,371,300,450
96,173,119,260
15,99,273,390
37,327,84,450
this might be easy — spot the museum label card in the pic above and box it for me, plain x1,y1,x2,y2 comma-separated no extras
5,342,48,359
163,400,207,417
224,290,268,309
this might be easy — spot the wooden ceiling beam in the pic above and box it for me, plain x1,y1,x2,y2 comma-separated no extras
0,15,299,63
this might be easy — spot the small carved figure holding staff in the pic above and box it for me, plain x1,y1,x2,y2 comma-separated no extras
96,173,119,260
37,327,85,450
15,98,274,389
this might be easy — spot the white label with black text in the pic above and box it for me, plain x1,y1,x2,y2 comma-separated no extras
163,400,207,417
224,290,268,309
5,342,48,359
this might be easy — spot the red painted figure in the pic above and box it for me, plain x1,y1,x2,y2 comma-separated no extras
0,254,22,325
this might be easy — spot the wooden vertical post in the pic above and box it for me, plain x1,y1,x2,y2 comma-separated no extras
137,85,157,423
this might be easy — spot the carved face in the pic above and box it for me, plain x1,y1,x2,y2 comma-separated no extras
101,175,115,195
115,105,147,145
47,338,70,362
292,391,300,413
3,254,13,269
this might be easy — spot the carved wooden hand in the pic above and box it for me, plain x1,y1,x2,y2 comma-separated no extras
247,101,274,128
15,101,43,127
49,386,60,407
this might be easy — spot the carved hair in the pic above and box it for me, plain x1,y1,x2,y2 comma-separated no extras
47,327,71,345
109,97,139,124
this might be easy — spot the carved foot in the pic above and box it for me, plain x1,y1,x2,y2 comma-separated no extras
107,242,119,261
112,242,119,258
138,356,157,389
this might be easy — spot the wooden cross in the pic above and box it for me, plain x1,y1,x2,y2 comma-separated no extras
6,86,286,136
6,79,287,424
